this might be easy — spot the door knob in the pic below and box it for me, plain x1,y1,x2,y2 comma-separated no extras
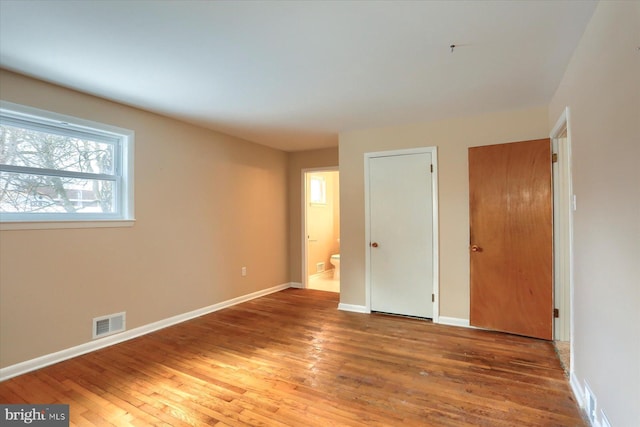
371,242,379,248
471,245,481,252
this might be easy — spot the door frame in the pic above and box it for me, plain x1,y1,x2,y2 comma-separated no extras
364,146,439,320
302,167,339,289
551,107,575,349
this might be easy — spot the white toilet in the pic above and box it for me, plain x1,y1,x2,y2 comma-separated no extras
330,254,340,280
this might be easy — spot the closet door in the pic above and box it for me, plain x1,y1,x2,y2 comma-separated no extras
368,152,434,318
469,139,553,340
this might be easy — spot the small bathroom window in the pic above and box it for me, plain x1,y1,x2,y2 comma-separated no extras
309,176,326,205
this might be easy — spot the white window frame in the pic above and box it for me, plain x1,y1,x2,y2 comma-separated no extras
0,101,134,230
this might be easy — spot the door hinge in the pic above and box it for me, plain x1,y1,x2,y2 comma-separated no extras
430,164,433,173
553,308,559,318
432,294,435,303
552,153,558,163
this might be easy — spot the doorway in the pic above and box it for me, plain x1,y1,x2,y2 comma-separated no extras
365,147,439,319
551,107,574,373
303,169,340,292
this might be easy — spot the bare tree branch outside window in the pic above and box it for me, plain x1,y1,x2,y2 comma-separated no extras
0,124,115,214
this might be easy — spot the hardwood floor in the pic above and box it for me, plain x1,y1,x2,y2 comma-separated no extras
0,289,585,426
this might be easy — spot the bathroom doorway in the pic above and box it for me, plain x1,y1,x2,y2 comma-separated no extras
303,168,340,293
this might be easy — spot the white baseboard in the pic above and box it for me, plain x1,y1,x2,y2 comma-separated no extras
437,316,471,328
289,282,304,289
338,303,369,313
570,372,585,409
0,282,295,381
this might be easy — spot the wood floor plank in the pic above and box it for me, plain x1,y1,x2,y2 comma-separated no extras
0,289,586,426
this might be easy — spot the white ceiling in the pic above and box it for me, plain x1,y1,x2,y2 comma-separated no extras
0,0,597,152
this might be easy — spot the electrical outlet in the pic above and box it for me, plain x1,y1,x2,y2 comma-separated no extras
241,266,247,277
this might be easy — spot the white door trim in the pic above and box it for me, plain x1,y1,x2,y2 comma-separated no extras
302,167,339,289
550,106,575,351
364,146,439,321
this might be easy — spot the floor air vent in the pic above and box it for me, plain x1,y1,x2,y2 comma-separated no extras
92,312,126,339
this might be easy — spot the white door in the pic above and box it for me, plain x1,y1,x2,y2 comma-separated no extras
368,152,434,318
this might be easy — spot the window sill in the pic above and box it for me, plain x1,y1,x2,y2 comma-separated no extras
0,219,135,231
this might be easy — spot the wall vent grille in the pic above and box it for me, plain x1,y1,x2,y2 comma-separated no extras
584,381,597,424
92,312,126,339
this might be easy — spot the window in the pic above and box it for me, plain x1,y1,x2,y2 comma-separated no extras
0,101,134,226
309,175,326,205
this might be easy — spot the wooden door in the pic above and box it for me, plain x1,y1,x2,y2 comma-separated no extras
369,152,433,318
469,139,553,340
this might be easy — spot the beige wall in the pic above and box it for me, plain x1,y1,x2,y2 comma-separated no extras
287,148,339,283
548,1,639,425
338,107,549,317
0,70,289,368
306,171,340,276
332,174,340,243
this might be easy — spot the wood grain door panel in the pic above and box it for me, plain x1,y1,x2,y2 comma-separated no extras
469,139,553,340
